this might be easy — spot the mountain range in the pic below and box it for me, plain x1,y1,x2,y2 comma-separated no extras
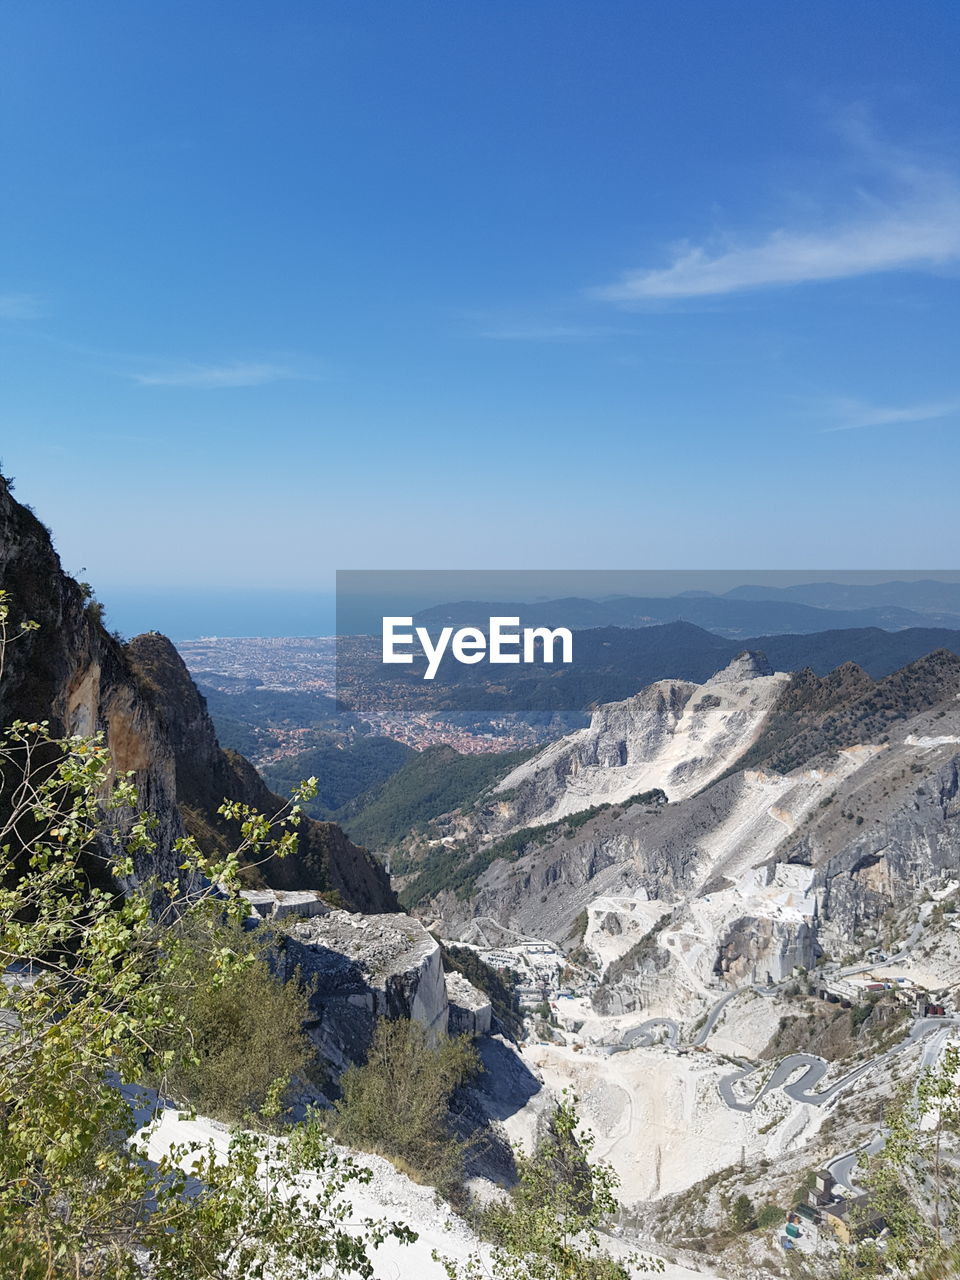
7,472,960,1279
391,618,960,714
413,587,960,638
389,645,960,921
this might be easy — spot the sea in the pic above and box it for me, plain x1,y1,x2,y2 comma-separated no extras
96,587,338,641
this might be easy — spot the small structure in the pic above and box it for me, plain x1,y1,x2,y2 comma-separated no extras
809,1170,835,1208
794,1203,820,1225
820,1194,885,1245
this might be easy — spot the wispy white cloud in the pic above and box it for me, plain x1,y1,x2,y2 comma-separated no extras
130,361,297,388
822,396,960,432
593,125,960,301
0,293,47,319
0,318,323,390
595,206,960,300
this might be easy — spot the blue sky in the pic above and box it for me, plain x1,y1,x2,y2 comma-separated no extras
2,1,959,618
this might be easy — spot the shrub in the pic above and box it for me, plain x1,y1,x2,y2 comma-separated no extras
333,1017,478,1189
160,920,313,1124
730,1193,755,1232
757,1204,782,1229
456,1093,660,1280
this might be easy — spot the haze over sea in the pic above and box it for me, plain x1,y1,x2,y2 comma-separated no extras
99,587,338,641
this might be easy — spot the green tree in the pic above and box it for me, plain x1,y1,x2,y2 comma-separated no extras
334,1015,478,1189
729,1192,755,1233
440,1092,663,1279
0,589,414,1277
158,917,314,1123
842,1044,960,1278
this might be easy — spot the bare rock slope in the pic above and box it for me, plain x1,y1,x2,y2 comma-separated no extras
488,652,789,828
426,646,960,1023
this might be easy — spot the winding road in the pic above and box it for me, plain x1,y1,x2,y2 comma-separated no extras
693,990,739,1046
617,990,740,1053
823,1021,956,1193
606,901,957,1209
718,1016,955,1111
615,900,953,1118
621,1018,680,1050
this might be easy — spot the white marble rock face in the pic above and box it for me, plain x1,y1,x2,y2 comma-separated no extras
445,971,493,1037
274,910,462,1071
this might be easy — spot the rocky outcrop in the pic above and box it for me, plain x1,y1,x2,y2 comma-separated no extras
278,910,449,1071
0,481,190,895
714,915,818,986
799,728,960,947
711,651,774,682
240,888,329,921
428,655,960,1021
124,631,397,911
591,939,673,1016
731,650,960,777
0,475,395,913
446,972,493,1037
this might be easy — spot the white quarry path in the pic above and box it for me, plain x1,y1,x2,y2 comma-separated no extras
593,914,959,1198
137,1107,723,1280
529,892,955,1206
618,932,958,1116
683,747,881,896
525,996,958,1217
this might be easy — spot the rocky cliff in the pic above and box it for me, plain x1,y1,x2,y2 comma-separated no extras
0,475,395,913
123,631,396,910
714,913,819,986
783,698,960,950
731,648,960,776
241,889,492,1068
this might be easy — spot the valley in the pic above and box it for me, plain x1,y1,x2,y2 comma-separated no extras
356,642,960,1272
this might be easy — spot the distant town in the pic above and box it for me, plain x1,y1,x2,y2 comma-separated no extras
176,635,551,757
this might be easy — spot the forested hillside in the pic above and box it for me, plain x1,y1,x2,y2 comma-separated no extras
262,735,413,817
337,743,536,850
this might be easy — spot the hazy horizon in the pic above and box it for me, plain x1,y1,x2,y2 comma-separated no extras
97,570,960,640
